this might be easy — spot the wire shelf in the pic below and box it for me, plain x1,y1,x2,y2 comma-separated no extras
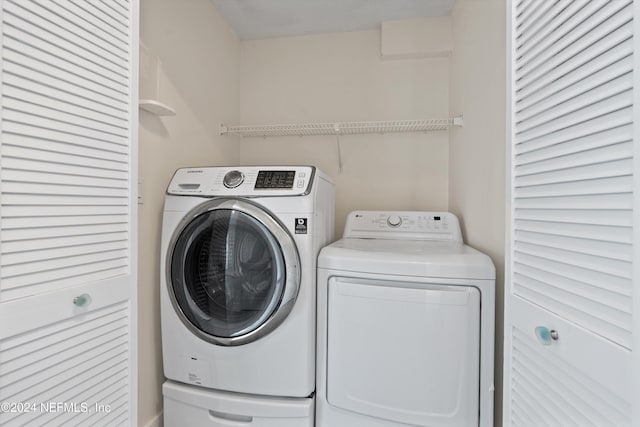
220,117,462,138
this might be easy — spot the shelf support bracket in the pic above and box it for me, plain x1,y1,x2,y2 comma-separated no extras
334,123,343,173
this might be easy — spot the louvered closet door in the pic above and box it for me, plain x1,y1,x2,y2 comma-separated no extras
0,0,138,425
505,1,637,426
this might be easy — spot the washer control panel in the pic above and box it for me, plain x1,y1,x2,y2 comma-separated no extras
343,211,463,242
167,166,315,197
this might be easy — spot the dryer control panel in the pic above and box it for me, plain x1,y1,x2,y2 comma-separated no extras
343,211,463,242
167,166,315,197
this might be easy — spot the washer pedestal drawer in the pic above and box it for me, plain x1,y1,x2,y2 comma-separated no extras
163,381,314,427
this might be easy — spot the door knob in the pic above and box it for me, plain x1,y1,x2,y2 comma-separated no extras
73,294,92,307
534,326,558,346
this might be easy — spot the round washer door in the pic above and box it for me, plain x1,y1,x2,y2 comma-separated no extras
167,198,300,346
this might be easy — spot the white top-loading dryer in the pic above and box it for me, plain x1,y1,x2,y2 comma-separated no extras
316,211,495,427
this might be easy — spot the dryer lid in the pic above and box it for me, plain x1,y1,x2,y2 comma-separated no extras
320,210,495,280
318,238,496,280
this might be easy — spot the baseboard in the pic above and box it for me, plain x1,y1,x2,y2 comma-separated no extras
142,411,163,427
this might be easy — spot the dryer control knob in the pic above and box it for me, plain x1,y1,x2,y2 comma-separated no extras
223,170,244,188
387,215,402,228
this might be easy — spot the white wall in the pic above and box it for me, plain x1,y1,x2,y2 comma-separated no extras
237,30,450,237
138,0,240,425
449,0,506,425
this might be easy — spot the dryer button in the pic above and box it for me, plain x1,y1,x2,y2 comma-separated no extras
387,215,402,228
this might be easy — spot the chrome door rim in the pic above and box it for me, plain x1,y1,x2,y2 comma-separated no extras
166,197,301,346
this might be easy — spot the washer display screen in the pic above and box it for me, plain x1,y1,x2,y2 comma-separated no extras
255,170,295,189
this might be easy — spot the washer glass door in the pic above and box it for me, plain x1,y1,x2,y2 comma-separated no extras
169,201,299,345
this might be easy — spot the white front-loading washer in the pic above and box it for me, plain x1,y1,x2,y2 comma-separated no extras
316,211,495,427
160,166,334,426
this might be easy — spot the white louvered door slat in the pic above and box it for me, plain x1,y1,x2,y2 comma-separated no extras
2,10,129,87
505,1,637,426
36,0,129,53
2,62,128,114
0,0,138,425
2,1,129,73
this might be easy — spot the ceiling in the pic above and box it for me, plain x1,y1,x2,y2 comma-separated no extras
210,0,455,40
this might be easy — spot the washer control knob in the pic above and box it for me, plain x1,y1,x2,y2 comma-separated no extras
387,215,402,228
223,170,244,188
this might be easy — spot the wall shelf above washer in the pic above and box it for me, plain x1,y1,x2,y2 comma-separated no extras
220,117,463,138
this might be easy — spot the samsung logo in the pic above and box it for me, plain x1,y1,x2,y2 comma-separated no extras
186,170,204,174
